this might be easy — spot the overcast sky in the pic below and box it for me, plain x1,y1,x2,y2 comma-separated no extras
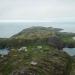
0,0,75,38
0,0,75,21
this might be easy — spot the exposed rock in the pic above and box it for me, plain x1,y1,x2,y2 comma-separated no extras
48,36,64,50
18,47,28,52
30,61,38,65
37,46,42,49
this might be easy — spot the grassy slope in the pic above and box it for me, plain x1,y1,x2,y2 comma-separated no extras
0,26,75,75
12,26,62,39
70,57,75,75
0,45,70,75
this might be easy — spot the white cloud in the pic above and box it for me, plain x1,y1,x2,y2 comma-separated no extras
0,0,75,20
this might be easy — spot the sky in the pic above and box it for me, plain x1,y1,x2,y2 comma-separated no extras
0,0,75,21
0,0,75,38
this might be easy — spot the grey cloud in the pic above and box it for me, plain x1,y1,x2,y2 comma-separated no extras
0,0,75,20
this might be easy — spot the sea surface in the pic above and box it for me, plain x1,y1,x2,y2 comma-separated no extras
0,22,75,38
0,49,9,56
63,48,75,56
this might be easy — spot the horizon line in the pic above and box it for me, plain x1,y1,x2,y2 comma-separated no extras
0,20,53,22
0,19,75,23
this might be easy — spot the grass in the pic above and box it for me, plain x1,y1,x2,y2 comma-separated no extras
0,45,70,75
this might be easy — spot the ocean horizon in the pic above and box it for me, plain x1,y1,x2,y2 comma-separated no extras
0,22,75,38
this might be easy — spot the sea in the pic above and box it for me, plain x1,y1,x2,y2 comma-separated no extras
0,22,75,38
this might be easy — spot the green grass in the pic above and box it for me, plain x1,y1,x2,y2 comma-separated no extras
0,45,70,75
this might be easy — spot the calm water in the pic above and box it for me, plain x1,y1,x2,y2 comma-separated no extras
0,22,75,38
63,48,75,56
0,49,9,56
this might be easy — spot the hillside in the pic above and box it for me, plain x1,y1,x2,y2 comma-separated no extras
12,26,63,39
0,45,70,75
0,26,75,75
70,56,75,75
0,26,75,49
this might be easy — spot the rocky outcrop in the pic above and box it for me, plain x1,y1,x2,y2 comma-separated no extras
48,36,64,50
